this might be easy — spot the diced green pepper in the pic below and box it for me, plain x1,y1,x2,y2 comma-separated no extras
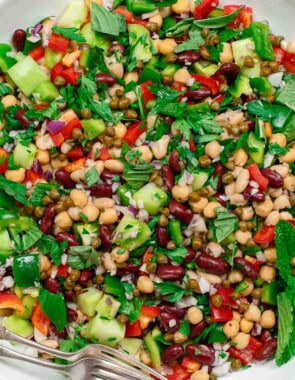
229,74,252,98
250,77,273,96
169,219,184,245
251,22,274,61
261,281,282,305
247,132,265,165
0,44,17,73
117,184,136,206
13,254,40,288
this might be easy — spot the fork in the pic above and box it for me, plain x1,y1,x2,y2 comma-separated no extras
0,325,167,380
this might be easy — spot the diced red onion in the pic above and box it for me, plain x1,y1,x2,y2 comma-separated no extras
152,160,163,170
179,12,190,18
142,9,158,19
30,24,43,35
44,170,53,180
213,351,229,367
138,209,149,222
253,322,262,336
127,206,138,216
198,276,211,294
47,120,66,134
2,276,14,288
32,159,44,175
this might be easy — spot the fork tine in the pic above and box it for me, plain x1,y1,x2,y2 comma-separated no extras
92,368,138,380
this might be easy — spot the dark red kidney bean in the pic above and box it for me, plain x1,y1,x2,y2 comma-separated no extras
162,165,175,191
44,278,60,294
159,303,185,319
157,264,185,280
55,169,76,189
169,200,194,224
217,63,240,84
79,270,92,286
157,227,169,248
243,186,265,202
99,225,113,250
214,193,227,207
261,168,284,188
50,324,66,338
183,248,196,264
186,88,212,101
12,29,26,51
196,253,229,275
254,338,277,361
95,73,116,86
234,257,258,279
56,232,79,247
16,109,31,127
90,184,113,198
260,329,273,343
100,169,121,183
40,204,56,234
176,51,201,65
109,43,125,55
162,116,175,125
162,344,184,364
189,321,207,339
67,308,78,322
169,151,182,174
186,344,215,365
64,290,77,302
159,312,180,333
213,163,224,191
116,262,140,277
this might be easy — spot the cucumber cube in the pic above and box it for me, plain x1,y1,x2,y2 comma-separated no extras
77,288,103,317
85,316,125,346
13,142,37,169
3,315,33,338
95,294,121,319
57,1,88,28
81,119,106,140
133,182,168,215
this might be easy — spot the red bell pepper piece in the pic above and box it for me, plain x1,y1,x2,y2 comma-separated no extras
64,157,87,173
181,357,201,372
35,104,49,110
67,146,85,161
28,46,45,61
125,320,142,337
60,117,82,140
114,7,147,26
253,224,275,244
142,250,154,264
213,94,225,103
123,121,147,146
229,336,262,365
50,62,65,82
141,305,160,318
31,302,51,336
283,51,295,74
48,33,69,53
166,364,191,380
192,74,220,95
194,0,219,20
287,220,295,229
0,293,25,313
60,67,82,85
57,264,69,278
140,81,156,104
247,163,269,191
0,148,8,174
189,136,196,152
50,132,65,148
216,287,237,307
25,169,43,184
224,5,253,28
210,302,233,322
273,47,286,64
97,147,112,161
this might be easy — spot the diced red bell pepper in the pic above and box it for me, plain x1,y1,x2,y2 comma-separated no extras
60,67,82,85
283,51,295,74
192,74,220,95
31,302,51,336
228,336,263,365
141,81,156,104
189,136,196,152
142,250,154,264
25,169,43,184
140,305,160,329
194,0,219,20
114,7,147,26
28,46,45,61
215,287,237,307
213,94,225,103
210,303,233,322
247,163,269,191
123,121,147,146
224,5,253,28
50,62,65,82
97,147,112,161
57,264,69,278
67,146,85,161
48,33,69,53
64,157,87,173
273,47,286,64
0,293,25,313
35,104,49,110
60,117,82,140
181,357,201,372
125,320,142,337
166,364,191,380
253,224,275,244
0,148,8,174
50,132,65,148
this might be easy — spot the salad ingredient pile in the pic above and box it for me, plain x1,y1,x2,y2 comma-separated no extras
0,0,294,378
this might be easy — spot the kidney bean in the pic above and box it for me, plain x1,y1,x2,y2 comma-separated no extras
261,168,283,188
55,169,75,189
217,63,240,84
116,262,140,276
169,151,182,174
109,43,125,55
79,270,92,286
196,253,229,275
159,312,180,333
90,184,113,197
260,329,272,343
243,186,265,202
100,169,121,183
99,225,113,250
183,248,196,264
234,257,258,279
186,88,212,101
50,325,66,338
159,303,185,319
40,204,56,234
186,344,215,365
189,321,207,339
12,29,26,51
16,109,31,127
157,264,185,280
157,227,169,248
95,73,116,87
162,165,175,191
67,307,78,322
254,338,277,361
56,232,79,247
162,344,184,364
176,51,201,65
169,200,194,224
44,278,60,294
213,163,224,191
64,290,77,302
214,193,227,207
162,116,175,125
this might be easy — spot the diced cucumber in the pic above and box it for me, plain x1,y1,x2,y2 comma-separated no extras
118,338,143,360
114,215,151,251
79,50,90,68
261,281,281,305
232,37,261,78
81,23,111,52
128,24,152,63
0,44,17,73
247,132,265,165
144,332,161,369
95,294,121,319
73,223,99,246
133,183,168,215
57,1,88,28
81,119,106,140
33,81,59,103
0,228,14,263
77,288,103,317
13,142,37,169
193,61,219,76
192,170,210,191
45,48,63,69
162,64,180,77
14,295,36,320
3,315,33,338
85,316,125,346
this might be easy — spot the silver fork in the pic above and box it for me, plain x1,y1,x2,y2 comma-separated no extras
0,326,167,380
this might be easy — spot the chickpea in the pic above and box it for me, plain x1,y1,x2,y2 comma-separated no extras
235,168,250,194
271,164,289,178
102,252,116,271
125,91,137,104
273,195,291,210
280,211,293,220
264,247,277,263
205,141,222,159
124,71,139,84
93,161,104,175
104,159,124,173
225,182,236,197
232,333,250,350
99,208,118,225
232,311,241,322
174,331,188,344
240,318,254,334
111,247,129,264
233,149,248,167
174,68,191,84
1,95,19,108
36,150,50,165
228,269,244,284
5,168,25,183
259,265,276,282
106,61,124,78
187,307,203,325
93,198,114,209
240,206,254,221
54,211,72,230
70,168,86,183
280,146,295,164
265,210,280,226
91,142,103,159
40,255,51,272
219,42,234,64
70,190,88,208
68,207,81,221
240,278,254,297
158,39,177,55
172,184,191,203
203,202,221,219
81,203,99,222
133,146,153,163
255,199,273,218
223,319,239,338
189,197,208,213
287,38,295,54
137,276,154,294
190,371,209,380
244,303,261,323
284,175,295,191
235,230,252,245
108,84,124,97
149,13,163,29
197,271,222,284
171,0,190,13
51,157,68,169
205,242,224,258
261,310,276,329
269,133,287,147
215,110,244,127
151,135,170,159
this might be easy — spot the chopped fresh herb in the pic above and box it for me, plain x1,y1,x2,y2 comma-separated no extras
68,246,99,269
13,218,43,251
275,221,295,287
179,320,190,337
268,143,290,156
194,6,244,29
165,18,194,37
212,208,239,243
85,166,100,187
174,28,204,53
0,176,28,205
154,282,185,302
51,26,86,43
91,3,126,36
155,246,188,264
29,183,58,206
123,163,154,189
39,288,67,332
276,79,295,111
0,83,12,96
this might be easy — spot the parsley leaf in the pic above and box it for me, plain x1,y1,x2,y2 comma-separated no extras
85,166,100,187
174,27,204,53
91,3,126,36
68,246,99,269
78,76,97,110
155,246,188,264
39,288,67,332
91,101,114,123
179,320,190,337
277,79,295,111
51,26,86,43
0,83,12,96
268,143,290,156
13,218,43,251
154,282,185,302
29,183,58,206
212,208,238,243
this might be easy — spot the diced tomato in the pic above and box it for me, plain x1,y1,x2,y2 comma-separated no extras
253,224,275,244
166,364,191,380
25,169,43,184
67,146,85,161
50,132,65,147
50,62,65,82
273,47,286,64
114,7,133,23
189,136,196,152
283,51,295,74
28,46,45,61
224,5,253,28
123,121,147,146
141,80,156,104
57,264,69,278
48,33,69,53
0,293,25,313
215,287,237,307
31,302,51,336
60,67,82,85
35,104,49,110
60,117,82,140
97,147,112,161
213,94,225,103
142,250,154,264
247,163,269,190
210,303,233,322
125,320,142,337
194,0,219,20
192,74,220,95
228,336,263,365
141,305,160,318
0,148,8,174
181,357,201,372
64,157,87,173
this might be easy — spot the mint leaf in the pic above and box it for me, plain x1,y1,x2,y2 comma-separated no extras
0,176,28,205
194,6,244,29
39,288,67,332
85,166,100,187
156,246,188,264
174,28,204,53
212,208,238,243
275,221,295,287
13,218,42,251
276,79,295,111
51,26,86,43
68,246,99,269
91,3,126,36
